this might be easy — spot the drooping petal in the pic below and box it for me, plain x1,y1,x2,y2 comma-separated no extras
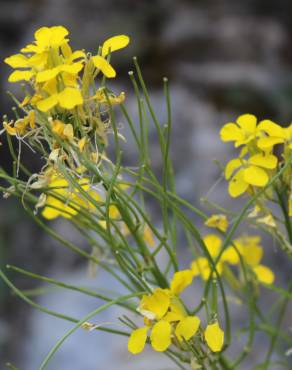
8,70,34,82
257,119,285,138
128,327,148,354
236,114,257,132
228,168,249,198
175,316,200,342
58,87,83,109
170,270,193,295
101,35,130,57
204,322,224,352
225,158,242,180
253,265,275,284
243,166,269,187
150,321,172,352
248,153,278,169
220,123,243,143
203,234,222,258
36,94,59,112
4,54,29,68
92,55,116,78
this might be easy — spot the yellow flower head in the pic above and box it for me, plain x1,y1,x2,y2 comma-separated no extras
234,236,275,284
225,152,278,198
205,214,229,232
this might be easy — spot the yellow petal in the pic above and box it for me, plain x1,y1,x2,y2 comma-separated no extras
257,119,285,138
253,265,275,284
164,300,186,322
4,54,29,68
150,321,172,352
170,270,193,295
102,35,130,57
221,246,239,265
3,122,17,136
191,257,210,280
143,224,155,248
205,214,228,232
225,158,242,180
203,234,222,258
36,67,60,83
92,55,116,78
236,114,257,132
58,87,83,109
205,322,224,352
248,153,277,169
257,137,284,149
175,316,200,342
28,110,36,129
36,94,58,112
8,70,34,82
242,244,263,266
59,62,84,74
63,124,74,140
128,327,148,354
228,168,249,197
139,288,170,320
35,26,69,48
69,50,86,61
243,166,269,187
220,123,243,143
41,196,63,220
78,137,86,152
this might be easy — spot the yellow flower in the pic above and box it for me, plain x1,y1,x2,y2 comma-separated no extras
170,269,193,295
234,236,275,284
128,271,201,355
205,214,228,232
225,152,278,198
5,26,71,83
36,87,83,112
204,321,224,352
91,35,130,78
220,114,284,149
138,288,171,320
174,316,200,342
191,235,239,280
41,175,102,220
3,110,36,136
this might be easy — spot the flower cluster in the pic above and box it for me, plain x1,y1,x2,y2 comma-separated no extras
4,26,129,112
191,233,274,285
2,26,129,221
220,114,292,200
128,270,224,355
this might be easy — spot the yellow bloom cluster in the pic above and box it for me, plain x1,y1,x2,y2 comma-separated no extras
4,26,129,112
128,270,224,354
220,114,292,198
191,234,274,285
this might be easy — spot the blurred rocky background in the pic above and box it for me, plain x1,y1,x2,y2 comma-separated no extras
0,0,292,369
